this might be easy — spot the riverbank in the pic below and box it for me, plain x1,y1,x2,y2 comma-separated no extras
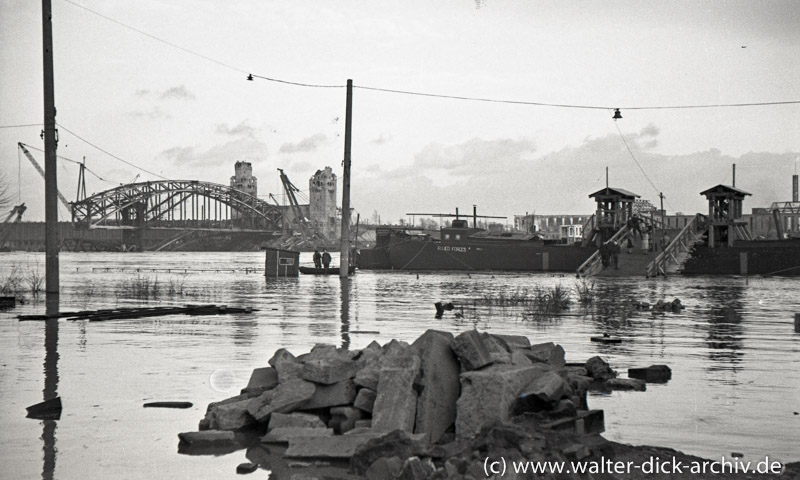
181,329,799,478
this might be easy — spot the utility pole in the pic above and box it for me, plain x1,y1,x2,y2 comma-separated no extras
339,79,353,278
42,0,59,315
659,192,665,250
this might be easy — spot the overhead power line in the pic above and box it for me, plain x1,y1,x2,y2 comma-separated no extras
57,124,169,181
0,123,42,129
60,0,800,112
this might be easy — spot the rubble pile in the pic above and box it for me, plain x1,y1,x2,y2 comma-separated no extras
178,329,669,479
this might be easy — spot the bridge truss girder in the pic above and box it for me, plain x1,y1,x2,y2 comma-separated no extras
71,180,283,231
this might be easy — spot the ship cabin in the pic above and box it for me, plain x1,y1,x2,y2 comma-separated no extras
700,184,752,247
588,187,640,244
440,219,543,244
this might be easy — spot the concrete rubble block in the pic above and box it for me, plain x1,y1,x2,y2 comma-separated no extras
411,329,461,443
300,345,359,385
372,353,422,433
480,332,513,365
542,409,604,435
302,379,357,409
628,364,672,383
605,378,646,391
205,392,253,413
329,406,364,434
455,364,552,440
354,419,372,429
585,356,616,380
397,456,434,480
511,370,570,414
354,366,380,391
510,350,533,366
260,427,334,443
490,334,532,350
241,367,279,396
202,397,255,431
268,412,326,430
178,430,236,447
268,348,304,383
353,388,377,413
351,430,432,475
365,456,403,480
381,339,411,360
450,329,493,371
526,342,566,368
284,432,385,459
247,378,315,423
354,341,383,368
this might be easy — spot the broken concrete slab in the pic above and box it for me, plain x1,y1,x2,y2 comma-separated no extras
260,427,334,443
372,354,421,433
526,342,566,368
481,332,513,365
284,433,385,459
329,406,364,434
455,364,551,440
268,348,304,383
241,367,279,396
411,329,460,443
268,412,326,430
353,388,377,413
605,378,646,391
511,370,570,414
202,398,255,431
351,430,432,475
628,365,672,383
585,356,616,380
178,430,236,447
365,456,403,480
354,366,380,391
301,345,360,385
247,378,315,423
302,379,357,409
490,334,531,350
450,329,493,371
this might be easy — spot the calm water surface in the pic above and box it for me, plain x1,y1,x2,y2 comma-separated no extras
1,251,799,479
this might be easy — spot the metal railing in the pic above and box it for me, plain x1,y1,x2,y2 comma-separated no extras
576,224,630,278
646,216,700,277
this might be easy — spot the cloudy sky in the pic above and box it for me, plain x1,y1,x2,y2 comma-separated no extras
1,0,798,224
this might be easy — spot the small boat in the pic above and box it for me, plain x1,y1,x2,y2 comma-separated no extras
299,266,356,275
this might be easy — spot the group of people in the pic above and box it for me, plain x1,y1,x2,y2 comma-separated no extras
312,248,332,271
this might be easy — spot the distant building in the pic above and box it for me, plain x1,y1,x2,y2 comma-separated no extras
513,213,590,243
309,166,338,239
230,161,257,219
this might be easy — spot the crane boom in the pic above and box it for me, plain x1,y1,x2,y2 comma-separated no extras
18,142,71,210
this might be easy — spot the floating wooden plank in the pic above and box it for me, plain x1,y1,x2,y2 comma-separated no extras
18,304,257,322
26,397,62,420
590,336,623,344
143,401,193,409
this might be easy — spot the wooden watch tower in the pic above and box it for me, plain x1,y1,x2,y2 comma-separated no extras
700,184,752,247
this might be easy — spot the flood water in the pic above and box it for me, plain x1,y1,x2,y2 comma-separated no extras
1,251,799,479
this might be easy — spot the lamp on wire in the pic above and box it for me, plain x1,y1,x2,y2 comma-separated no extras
612,108,622,120
247,74,253,81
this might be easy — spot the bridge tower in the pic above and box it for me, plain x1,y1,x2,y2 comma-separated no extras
230,162,257,219
309,167,338,240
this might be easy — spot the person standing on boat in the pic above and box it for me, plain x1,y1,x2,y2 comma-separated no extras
313,249,322,269
322,249,331,272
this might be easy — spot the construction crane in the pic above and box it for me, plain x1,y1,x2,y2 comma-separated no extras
0,203,26,249
277,168,313,237
17,142,71,210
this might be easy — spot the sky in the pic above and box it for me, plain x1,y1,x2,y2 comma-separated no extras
1,0,799,224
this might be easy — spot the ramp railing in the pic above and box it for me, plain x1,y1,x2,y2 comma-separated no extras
576,224,629,278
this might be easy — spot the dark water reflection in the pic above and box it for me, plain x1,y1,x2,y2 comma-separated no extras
1,252,799,479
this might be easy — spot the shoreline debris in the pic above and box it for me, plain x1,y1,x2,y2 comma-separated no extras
180,329,670,477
